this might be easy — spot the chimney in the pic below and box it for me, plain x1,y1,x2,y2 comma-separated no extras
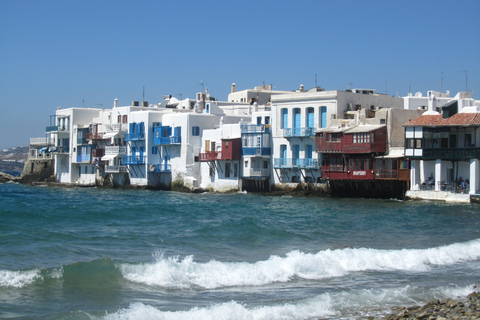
231,83,236,93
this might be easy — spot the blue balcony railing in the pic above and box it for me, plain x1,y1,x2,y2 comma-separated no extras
122,155,146,165
148,163,171,173
283,127,314,138
158,136,181,145
125,133,145,141
76,154,91,163
242,147,271,156
274,158,319,169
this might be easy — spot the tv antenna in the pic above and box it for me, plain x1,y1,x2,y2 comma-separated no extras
343,82,353,90
199,80,205,92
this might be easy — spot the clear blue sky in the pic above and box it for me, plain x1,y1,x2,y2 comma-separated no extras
1,0,479,149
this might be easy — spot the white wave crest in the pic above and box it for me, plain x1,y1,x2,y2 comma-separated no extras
0,269,42,288
104,298,335,320
119,239,480,289
103,285,477,320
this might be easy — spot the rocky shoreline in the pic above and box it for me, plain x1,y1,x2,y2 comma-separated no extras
373,291,480,320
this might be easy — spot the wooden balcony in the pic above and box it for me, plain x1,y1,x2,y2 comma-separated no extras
199,151,221,161
86,133,104,140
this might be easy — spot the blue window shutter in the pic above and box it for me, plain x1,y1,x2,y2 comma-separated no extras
321,107,327,128
294,109,301,129
307,108,314,127
281,109,288,129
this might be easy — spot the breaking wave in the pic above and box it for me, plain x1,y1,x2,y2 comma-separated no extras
102,285,478,320
119,238,480,289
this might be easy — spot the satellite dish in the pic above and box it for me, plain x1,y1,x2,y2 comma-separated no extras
415,92,422,97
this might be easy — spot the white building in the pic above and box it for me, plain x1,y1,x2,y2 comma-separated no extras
270,87,404,186
404,91,480,201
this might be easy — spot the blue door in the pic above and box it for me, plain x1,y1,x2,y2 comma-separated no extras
294,108,301,135
320,106,327,128
307,108,314,128
294,145,300,166
281,109,288,129
306,145,313,167
280,145,287,166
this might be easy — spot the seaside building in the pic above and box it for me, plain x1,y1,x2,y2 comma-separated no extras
404,91,480,202
26,84,479,201
269,87,404,189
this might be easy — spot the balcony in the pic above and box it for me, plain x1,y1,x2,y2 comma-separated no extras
46,125,69,132
124,133,145,141
122,155,146,165
242,147,271,156
30,137,54,146
245,168,270,177
148,163,171,173
105,165,128,173
77,154,91,163
422,147,480,160
199,151,221,161
105,146,127,155
283,127,314,138
105,123,128,132
86,133,106,140
274,158,319,169
156,136,181,145
241,124,271,133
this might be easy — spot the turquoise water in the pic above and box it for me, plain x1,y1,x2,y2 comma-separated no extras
1,182,479,319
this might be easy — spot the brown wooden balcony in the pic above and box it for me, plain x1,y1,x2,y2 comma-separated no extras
199,151,221,161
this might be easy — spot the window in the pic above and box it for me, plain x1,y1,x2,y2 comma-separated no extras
265,116,270,125
307,107,314,128
281,108,288,129
465,134,472,147
329,157,343,171
122,115,128,123
234,163,238,177
320,106,327,128
192,126,200,136
152,147,157,154
118,115,122,123
225,163,231,178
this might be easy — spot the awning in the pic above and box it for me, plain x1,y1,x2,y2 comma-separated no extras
103,132,119,139
345,124,385,134
101,154,117,161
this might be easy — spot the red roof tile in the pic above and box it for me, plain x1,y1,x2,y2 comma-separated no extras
404,112,480,127
404,114,442,126
434,112,480,126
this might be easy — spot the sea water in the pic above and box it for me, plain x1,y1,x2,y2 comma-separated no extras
0,182,479,319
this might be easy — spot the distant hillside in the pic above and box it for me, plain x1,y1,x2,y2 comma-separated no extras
0,146,28,177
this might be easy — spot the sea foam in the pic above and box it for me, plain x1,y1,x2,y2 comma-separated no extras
0,269,42,288
119,238,480,289
102,285,477,320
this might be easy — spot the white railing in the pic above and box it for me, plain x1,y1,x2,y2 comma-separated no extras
105,165,128,173
30,137,54,145
246,168,270,177
105,146,127,155
29,150,53,159
105,123,128,132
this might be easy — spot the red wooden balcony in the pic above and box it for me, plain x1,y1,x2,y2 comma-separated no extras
199,151,221,161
